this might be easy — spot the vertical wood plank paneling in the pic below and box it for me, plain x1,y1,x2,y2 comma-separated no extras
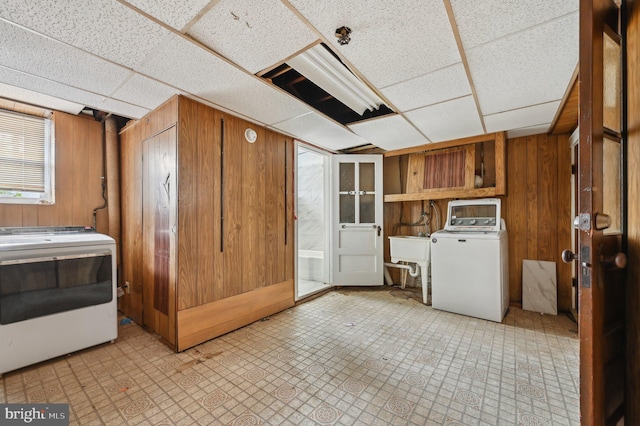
21,205,38,226
254,128,266,288
194,101,219,305
507,137,528,306
213,117,225,301
494,132,507,194
0,204,23,226
537,134,557,262
142,136,155,331
627,0,640,420
526,136,539,259
264,130,281,285
54,113,74,227
241,124,261,293
177,98,199,309
118,124,143,324
72,118,89,226
223,114,244,299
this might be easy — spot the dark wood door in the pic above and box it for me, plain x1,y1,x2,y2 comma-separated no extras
578,0,627,423
142,126,177,347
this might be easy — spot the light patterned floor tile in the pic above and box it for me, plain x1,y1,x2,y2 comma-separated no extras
0,288,579,425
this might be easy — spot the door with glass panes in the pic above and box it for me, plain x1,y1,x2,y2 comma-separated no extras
331,155,383,286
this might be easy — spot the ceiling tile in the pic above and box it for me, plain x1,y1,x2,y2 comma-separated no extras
467,13,578,115
0,0,171,68
507,124,551,139
0,82,84,115
0,20,131,95
484,101,560,133
188,0,317,74
450,0,578,49
451,0,579,49
381,63,470,112
405,96,483,143
0,65,150,118
137,33,310,125
348,115,429,151
273,112,367,151
110,73,179,111
121,0,211,31
285,0,461,88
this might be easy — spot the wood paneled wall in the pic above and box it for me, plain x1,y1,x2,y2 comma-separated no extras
384,133,572,311
504,133,572,311
626,0,640,421
0,112,108,232
119,95,295,349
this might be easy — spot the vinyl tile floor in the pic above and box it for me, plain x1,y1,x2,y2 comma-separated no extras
0,288,580,425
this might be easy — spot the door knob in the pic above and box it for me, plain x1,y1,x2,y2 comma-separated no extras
561,249,578,263
601,252,627,269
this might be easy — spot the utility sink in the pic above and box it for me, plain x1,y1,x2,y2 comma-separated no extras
389,235,431,263
388,236,432,305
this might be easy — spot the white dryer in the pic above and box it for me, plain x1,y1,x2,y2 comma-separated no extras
430,198,509,322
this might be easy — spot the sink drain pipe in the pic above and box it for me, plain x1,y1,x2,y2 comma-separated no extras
384,262,420,287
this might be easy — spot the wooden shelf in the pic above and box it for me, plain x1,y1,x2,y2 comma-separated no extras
383,131,506,202
384,187,497,202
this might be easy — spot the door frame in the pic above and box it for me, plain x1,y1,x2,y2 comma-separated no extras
294,142,331,300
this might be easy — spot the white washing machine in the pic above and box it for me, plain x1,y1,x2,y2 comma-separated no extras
430,198,509,322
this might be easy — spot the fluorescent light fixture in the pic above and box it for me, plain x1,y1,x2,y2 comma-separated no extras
287,44,383,116
0,82,85,115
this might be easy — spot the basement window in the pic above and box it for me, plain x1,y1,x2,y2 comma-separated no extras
0,109,54,205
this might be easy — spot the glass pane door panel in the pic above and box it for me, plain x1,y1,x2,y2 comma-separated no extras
359,194,376,223
359,162,375,192
339,194,355,223
603,137,622,235
339,163,355,192
603,30,621,133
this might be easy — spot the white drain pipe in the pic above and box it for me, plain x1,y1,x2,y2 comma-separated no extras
384,262,420,287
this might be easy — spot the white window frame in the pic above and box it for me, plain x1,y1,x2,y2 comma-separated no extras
0,110,55,205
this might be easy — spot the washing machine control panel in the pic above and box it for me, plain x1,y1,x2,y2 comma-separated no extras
451,217,496,226
444,198,502,232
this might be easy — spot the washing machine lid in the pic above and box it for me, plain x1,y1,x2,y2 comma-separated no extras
444,198,501,232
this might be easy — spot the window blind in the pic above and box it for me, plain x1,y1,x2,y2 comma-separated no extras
0,110,46,192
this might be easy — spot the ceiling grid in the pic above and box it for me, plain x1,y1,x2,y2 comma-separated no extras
0,0,579,151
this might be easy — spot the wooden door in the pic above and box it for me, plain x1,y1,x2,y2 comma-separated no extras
142,126,177,347
331,154,384,286
577,0,627,423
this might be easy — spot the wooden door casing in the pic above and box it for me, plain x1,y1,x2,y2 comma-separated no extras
625,0,640,422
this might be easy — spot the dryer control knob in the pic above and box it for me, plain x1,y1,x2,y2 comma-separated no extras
469,219,476,225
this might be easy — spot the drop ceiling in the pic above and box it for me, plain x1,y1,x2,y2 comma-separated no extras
0,0,578,152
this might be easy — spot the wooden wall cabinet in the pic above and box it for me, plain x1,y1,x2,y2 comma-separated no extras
120,95,295,351
384,132,506,201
